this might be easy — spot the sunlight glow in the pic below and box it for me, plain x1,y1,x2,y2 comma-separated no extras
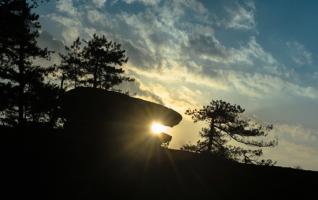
151,122,167,134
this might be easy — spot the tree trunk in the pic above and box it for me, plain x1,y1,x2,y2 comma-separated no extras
93,66,97,88
17,1,27,127
60,73,65,91
207,119,214,152
18,82,24,126
18,45,25,126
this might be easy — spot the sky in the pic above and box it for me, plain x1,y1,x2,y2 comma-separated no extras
35,0,318,170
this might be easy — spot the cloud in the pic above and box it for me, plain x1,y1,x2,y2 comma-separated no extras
118,79,164,104
195,36,285,76
286,41,312,65
123,40,157,69
274,124,318,147
224,1,256,30
186,34,227,61
38,31,65,52
122,0,161,6
176,0,207,14
92,0,107,8
56,0,78,17
37,0,318,170
62,27,80,44
40,0,318,104
264,139,318,170
43,13,82,45
43,1,318,101
86,9,105,23
226,71,318,99
264,123,318,170
35,31,64,68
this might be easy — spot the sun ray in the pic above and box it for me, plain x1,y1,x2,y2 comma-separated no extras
151,122,167,134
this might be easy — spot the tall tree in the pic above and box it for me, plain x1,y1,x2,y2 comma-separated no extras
0,0,55,126
59,37,84,90
181,100,277,165
82,34,134,90
58,35,134,91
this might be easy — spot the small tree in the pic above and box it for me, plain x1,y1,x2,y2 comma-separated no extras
82,34,134,90
181,100,277,165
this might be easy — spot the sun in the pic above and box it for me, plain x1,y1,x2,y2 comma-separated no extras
151,122,167,134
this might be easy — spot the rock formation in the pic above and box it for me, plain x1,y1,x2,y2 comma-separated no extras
61,87,182,155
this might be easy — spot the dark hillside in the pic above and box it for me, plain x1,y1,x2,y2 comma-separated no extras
2,127,318,200
2,88,317,199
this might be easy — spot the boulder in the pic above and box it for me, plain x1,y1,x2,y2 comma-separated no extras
60,87,182,151
62,87,182,127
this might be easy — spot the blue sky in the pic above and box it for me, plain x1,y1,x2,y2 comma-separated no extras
36,0,318,170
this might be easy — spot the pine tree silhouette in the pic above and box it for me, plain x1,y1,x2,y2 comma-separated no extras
182,100,277,165
0,0,57,126
82,34,134,90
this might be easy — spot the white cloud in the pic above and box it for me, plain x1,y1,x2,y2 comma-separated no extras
46,14,81,27
227,71,318,99
122,0,161,6
230,37,277,66
62,27,80,44
87,9,105,23
43,0,318,103
56,0,78,17
264,140,318,170
49,1,318,101
274,124,318,146
38,0,318,170
177,0,207,14
286,41,312,65
264,123,318,170
44,13,82,44
225,1,256,30
92,0,107,8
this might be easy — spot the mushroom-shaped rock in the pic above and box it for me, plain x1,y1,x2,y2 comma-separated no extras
61,87,182,151
62,87,182,126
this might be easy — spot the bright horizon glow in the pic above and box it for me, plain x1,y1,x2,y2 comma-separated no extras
151,122,167,134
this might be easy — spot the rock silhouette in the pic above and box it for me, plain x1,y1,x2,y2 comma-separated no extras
62,87,182,128
60,87,181,162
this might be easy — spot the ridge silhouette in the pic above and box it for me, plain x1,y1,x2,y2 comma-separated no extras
2,87,318,200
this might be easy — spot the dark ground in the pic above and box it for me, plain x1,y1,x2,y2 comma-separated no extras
2,126,318,199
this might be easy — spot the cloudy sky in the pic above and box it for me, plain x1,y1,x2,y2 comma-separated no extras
36,0,318,170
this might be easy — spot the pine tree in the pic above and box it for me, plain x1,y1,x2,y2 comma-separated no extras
82,34,134,90
181,100,277,165
59,37,84,90
0,0,56,126
58,35,134,91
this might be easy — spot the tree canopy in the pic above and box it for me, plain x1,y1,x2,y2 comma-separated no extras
0,0,134,127
58,34,134,91
0,0,57,126
58,37,84,90
182,100,277,165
